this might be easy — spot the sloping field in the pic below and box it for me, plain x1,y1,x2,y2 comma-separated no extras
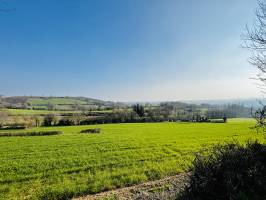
5,108,113,116
0,119,263,199
28,97,88,105
4,109,82,116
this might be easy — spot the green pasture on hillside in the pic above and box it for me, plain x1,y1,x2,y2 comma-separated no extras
4,109,113,116
0,119,264,199
4,109,82,116
28,98,88,105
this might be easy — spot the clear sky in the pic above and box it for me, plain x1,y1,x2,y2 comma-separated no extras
0,0,262,101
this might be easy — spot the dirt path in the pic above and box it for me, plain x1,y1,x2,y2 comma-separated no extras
73,172,190,200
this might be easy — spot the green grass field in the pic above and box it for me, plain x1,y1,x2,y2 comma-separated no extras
4,109,113,116
28,98,88,105
4,109,82,116
0,119,264,199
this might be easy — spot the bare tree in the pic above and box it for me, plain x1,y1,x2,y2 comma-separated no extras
244,1,266,130
252,105,266,131
0,111,8,128
47,103,55,110
244,1,266,92
32,116,42,127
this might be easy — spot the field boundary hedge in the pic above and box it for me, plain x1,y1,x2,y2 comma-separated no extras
0,131,62,137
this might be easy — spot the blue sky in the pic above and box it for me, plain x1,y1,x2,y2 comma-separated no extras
0,0,261,101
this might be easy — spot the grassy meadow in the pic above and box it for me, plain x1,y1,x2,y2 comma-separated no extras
28,97,89,106
0,119,264,199
4,109,82,116
4,109,113,116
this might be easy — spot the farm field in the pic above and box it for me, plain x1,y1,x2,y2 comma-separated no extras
0,119,264,200
4,109,113,116
4,109,82,116
28,97,89,105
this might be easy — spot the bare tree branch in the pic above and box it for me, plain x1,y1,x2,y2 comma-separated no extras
243,1,266,131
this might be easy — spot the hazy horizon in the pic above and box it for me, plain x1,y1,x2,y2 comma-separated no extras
0,0,262,101
1,94,264,104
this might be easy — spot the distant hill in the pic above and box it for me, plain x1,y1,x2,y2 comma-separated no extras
184,98,266,108
1,96,264,113
0,96,257,119
0,96,124,110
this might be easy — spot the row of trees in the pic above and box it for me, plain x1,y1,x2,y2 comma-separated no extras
41,104,231,127
0,102,252,128
0,102,250,128
0,112,41,128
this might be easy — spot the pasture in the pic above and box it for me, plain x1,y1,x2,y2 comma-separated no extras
4,109,112,116
28,97,88,106
0,119,263,199
4,109,82,116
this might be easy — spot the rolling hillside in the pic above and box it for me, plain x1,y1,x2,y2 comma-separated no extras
0,96,123,111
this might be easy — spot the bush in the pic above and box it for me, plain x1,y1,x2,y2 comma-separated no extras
0,131,62,137
178,141,266,200
80,128,101,134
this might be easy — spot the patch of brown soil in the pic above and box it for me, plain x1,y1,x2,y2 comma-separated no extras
73,172,190,200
